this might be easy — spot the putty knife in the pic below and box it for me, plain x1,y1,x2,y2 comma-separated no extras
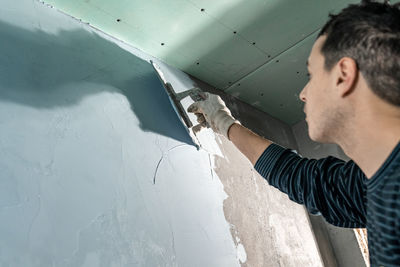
150,60,204,149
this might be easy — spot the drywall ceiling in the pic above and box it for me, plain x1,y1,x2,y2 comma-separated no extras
43,0,360,124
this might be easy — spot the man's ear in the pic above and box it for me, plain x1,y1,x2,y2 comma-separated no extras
335,57,358,97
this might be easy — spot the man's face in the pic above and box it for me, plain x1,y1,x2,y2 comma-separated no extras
299,36,342,143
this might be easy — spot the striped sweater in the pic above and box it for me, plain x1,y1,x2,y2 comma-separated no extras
254,142,400,266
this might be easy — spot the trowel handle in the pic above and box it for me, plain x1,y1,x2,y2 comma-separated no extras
174,87,205,102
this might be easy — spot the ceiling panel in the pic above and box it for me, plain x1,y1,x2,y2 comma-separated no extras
43,0,363,124
225,31,318,125
188,0,337,57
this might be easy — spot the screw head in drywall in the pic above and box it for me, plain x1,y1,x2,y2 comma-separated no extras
252,42,256,45
116,19,121,22
196,62,200,65
260,92,264,96
201,8,205,12
276,60,279,63
233,31,237,34
161,43,165,46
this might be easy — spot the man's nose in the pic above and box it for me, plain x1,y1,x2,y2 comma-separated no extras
299,87,306,103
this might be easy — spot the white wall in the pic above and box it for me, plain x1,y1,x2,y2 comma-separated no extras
0,1,241,266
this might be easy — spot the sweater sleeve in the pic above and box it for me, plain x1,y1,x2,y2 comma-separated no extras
254,144,367,228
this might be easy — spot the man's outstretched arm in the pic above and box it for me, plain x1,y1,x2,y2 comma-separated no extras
188,92,367,227
228,123,271,166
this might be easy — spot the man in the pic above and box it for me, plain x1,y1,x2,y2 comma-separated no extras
188,1,400,266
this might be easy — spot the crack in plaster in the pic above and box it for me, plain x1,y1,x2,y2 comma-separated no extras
152,144,190,184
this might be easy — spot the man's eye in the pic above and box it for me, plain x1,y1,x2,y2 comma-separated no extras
307,73,311,79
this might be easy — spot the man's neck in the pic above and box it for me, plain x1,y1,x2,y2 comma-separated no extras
338,110,400,178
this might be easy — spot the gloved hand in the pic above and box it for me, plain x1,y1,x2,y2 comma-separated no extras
187,92,240,139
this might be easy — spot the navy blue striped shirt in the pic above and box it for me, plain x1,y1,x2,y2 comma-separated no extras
254,142,400,266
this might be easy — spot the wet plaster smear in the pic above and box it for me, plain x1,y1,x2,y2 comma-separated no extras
0,0,323,266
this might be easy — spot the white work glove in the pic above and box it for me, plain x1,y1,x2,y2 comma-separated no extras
187,92,240,139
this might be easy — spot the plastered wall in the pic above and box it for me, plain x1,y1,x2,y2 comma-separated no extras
0,1,324,266
0,1,241,265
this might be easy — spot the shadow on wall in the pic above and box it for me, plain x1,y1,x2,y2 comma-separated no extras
0,19,194,146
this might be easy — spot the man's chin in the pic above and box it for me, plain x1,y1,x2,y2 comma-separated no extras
309,130,331,143
308,132,318,142
307,125,323,143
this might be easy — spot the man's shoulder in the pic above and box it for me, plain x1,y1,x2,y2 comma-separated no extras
368,142,400,185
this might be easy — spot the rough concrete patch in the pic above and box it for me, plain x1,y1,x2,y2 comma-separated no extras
213,136,323,267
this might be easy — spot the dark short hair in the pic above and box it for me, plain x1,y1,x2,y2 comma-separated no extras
318,0,400,106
